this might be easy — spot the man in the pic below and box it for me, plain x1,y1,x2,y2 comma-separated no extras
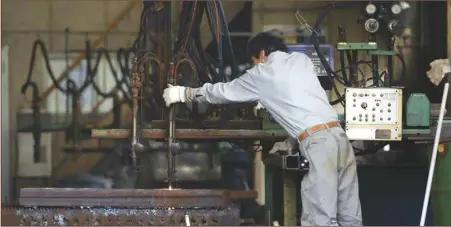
163,32,362,226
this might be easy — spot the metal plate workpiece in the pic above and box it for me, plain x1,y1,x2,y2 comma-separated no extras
20,188,232,208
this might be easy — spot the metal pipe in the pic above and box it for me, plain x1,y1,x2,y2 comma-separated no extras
167,62,176,189
420,81,449,226
130,58,144,167
91,128,287,140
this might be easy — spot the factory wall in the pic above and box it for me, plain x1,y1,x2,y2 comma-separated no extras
1,0,421,201
1,0,143,199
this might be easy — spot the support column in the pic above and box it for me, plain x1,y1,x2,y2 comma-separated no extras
283,172,298,226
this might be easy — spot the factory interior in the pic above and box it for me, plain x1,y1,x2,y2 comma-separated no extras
0,0,450,226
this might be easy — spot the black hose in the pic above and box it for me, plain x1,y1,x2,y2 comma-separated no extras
393,53,406,86
217,0,239,78
21,81,42,163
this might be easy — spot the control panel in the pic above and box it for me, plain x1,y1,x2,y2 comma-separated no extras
345,88,403,141
287,44,334,77
287,44,334,90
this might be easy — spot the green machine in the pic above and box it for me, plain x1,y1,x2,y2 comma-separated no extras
404,93,432,135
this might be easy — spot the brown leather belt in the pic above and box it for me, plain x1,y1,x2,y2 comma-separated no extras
298,121,341,142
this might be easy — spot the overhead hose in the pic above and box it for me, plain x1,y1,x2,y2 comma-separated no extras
116,47,134,100
26,39,81,95
20,81,41,163
21,39,78,162
173,0,240,129
393,53,406,86
216,0,239,78
22,39,132,155
311,4,349,106
85,41,131,102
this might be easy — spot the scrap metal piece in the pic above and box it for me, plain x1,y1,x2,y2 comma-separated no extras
19,188,233,208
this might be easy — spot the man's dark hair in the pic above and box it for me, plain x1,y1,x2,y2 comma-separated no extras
247,31,288,58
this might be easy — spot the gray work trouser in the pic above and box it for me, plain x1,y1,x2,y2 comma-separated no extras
299,126,363,226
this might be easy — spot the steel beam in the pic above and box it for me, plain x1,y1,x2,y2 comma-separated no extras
92,129,285,140
150,120,261,129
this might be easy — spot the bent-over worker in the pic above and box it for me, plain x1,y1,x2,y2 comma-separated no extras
163,32,363,226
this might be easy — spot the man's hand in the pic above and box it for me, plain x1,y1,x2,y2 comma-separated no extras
253,102,266,116
163,84,188,107
269,138,295,154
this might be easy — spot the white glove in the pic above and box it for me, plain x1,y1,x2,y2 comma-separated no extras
163,84,187,107
268,139,293,154
253,102,266,116
426,59,451,86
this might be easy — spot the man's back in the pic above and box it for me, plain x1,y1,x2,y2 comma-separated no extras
250,51,338,137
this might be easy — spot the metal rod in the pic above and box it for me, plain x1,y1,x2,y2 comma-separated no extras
167,64,176,188
168,103,176,189
166,1,177,189
420,82,449,226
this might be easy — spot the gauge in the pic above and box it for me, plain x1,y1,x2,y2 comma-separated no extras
391,4,402,14
364,18,380,33
365,3,377,15
400,1,410,10
387,20,398,33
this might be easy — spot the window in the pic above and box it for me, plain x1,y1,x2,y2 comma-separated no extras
42,53,131,114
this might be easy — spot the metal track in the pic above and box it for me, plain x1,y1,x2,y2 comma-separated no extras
1,188,243,226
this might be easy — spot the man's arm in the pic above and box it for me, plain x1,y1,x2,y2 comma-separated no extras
186,72,260,104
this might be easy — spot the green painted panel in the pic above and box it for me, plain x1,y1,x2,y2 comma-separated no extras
429,144,451,225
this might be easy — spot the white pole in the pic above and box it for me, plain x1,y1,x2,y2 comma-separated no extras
419,82,449,226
